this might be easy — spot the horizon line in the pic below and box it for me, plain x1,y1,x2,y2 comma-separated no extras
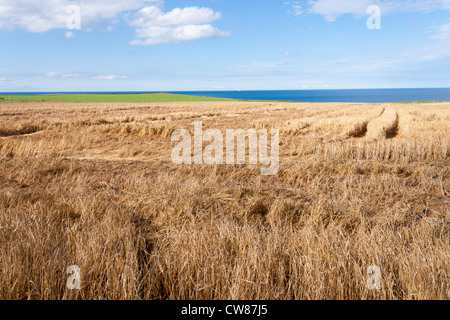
1,87,450,94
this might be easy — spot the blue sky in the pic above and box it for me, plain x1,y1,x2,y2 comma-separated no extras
0,0,450,92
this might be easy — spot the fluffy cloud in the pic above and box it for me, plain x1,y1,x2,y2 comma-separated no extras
92,75,128,80
45,72,80,79
65,31,76,39
306,0,450,22
129,6,230,45
0,0,228,45
0,0,157,32
308,0,371,21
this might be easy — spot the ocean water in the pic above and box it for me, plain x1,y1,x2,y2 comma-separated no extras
173,88,450,103
1,88,450,103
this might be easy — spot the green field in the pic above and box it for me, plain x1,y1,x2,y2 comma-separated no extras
0,93,236,103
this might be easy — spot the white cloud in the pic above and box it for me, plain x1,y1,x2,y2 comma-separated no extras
92,75,128,80
45,72,59,77
348,25,450,72
285,1,304,16
0,0,157,32
351,42,450,73
306,0,450,22
0,1,229,45
65,31,76,39
432,23,450,40
309,0,371,22
381,0,450,13
61,73,81,79
0,78,30,89
45,72,81,79
129,6,230,45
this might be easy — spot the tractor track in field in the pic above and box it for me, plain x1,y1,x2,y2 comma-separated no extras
348,107,385,138
364,106,400,140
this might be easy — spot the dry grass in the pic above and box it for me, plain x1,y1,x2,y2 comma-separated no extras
0,101,449,300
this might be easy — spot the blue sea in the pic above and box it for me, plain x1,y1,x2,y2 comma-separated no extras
173,88,450,103
1,88,450,103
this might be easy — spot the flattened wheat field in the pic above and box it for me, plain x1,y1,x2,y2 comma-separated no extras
0,101,449,300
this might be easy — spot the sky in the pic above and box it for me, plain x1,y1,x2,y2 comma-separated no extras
0,0,450,92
